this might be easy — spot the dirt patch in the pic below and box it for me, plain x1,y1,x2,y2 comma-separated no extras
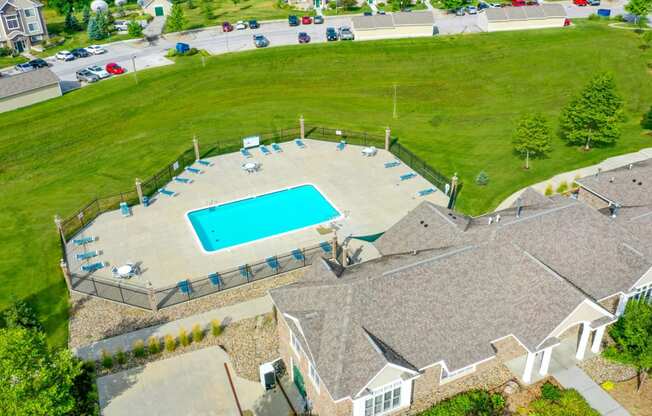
607,377,652,416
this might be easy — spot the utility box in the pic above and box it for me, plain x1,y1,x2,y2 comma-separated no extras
597,9,611,17
175,42,190,54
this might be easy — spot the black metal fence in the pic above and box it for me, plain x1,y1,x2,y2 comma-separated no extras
389,142,451,193
66,242,332,311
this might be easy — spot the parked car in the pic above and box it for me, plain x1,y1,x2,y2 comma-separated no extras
86,44,107,55
377,10,386,14
114,20,129,31
363,11,372,16
288,15,299,26
28,58,48,69
301,16,312,24
235,20,248,30
478,2,490,10
249,19,260,29
86,65,111,79
326,27,338,41
511,0,526,6
338,26,354,40
253,34,269,48
106,62,125,74
466,5,478,14
56,50,75,61
453,8,465,15
71,48,91,58
298,32,311,43
15,62,35,72
314,15,324,24
586,0,599,4
76,69,99,83
573,0,588,5
222,21,234,32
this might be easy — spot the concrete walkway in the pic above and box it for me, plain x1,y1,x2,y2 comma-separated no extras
553,366,630,416
74,295,273,360
496,147,652,211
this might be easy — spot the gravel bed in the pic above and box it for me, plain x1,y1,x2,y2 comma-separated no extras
69,269,302,349
95,313,278,382
578,355,637,384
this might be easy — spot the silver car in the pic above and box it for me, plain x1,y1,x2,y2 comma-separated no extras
76,69,99,83
253,34,269,48
338,26,354,41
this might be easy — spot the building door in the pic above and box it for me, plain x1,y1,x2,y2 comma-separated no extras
293,365,306,398
14,39,26,52
314,0,321,7
154,6,164,16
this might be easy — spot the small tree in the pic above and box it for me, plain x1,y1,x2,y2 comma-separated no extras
513,113,551,169
626,0,652,25
64,10,81,32
128,20,143,37
167,3,187,33
82,5,91,26
87,11,109,40
475,171,489,186
603,300,652,392
559,73,624,150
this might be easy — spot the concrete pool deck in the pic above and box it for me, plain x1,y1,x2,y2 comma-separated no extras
66,139,448,288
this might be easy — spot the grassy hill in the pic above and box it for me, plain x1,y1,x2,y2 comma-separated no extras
1,21,650,346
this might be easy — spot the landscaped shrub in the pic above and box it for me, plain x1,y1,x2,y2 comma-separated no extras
147,336,160,355
179,328,191,347
114,348,127,365
132,340,145,358
529,388,600,416
101,350,113,369
475,171,489,186
192,324,204,343
165,335,176,352
417,390,505,415
0,47,12,57
540,381,562,402
211,319,222,337
2,299,43,331
544,183,554,196
556,180,568,194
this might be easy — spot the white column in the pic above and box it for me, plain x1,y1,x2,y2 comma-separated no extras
591,326,606,354
523,351,536,384
576,323,591,360
538,347,553,376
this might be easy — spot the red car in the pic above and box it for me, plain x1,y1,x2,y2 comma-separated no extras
511,0,526,5
301,16,312,24
573,0,588,5
222,22,234,32
105,63,125,75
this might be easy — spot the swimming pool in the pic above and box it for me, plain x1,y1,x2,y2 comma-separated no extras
187,184,341,253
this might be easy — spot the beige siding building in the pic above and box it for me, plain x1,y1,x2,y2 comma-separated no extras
0,0,48,52
0,68,61,113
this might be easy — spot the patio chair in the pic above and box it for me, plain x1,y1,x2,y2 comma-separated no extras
260,145,271,156
241,148,252,158
266,257,279,270
292,249,304,261
336,140,347,151
209,272,222,287
272,143,282,153
143,196,150,207
384,160,401,169
185,166,202,174
197,159,213,167
76,250,99,261
320,242,332,254
73,236,96,246
158,188,177,197
81,261,106,272
400,172,416,181
120,202,131,217
294,139,306,149
239,265,250,280
178,280,192,295
173,176,193,184
417,188,435,197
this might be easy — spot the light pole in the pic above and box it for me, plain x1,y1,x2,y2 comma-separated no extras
392,83,398,119
131,55,138,84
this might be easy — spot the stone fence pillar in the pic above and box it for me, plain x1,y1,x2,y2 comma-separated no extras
147,281,158,313
385,127,391,151
300,115,305,140
60,259,73,292
135,178,144,206
193,136,200,161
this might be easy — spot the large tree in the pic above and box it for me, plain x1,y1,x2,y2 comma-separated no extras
0,326,82,415
626,0,652,25
559,73,623,150
87,10,109,40
167,4,187,33
513,113,551,169
603,301,652,392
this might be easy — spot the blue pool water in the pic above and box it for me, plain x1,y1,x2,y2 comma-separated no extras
187,184,340,252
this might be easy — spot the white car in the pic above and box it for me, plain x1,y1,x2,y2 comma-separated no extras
86,45,107,55
86,65,111,79
235,20,248,30
55,50,75,61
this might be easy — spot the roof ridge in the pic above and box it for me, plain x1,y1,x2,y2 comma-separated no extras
381,245,476,277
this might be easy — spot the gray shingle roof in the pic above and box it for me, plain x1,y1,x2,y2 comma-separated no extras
352,11,434,30
487,4,565,22
0,68,60,100
392,11,435,26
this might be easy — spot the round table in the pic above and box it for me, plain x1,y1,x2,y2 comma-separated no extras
117,265,133,278
362,147,376,156
243,162,258,172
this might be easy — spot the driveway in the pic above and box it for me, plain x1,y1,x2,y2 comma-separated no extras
97,346,292,416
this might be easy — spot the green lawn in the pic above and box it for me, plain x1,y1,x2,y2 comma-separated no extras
0,54,27,69
1,21,651,347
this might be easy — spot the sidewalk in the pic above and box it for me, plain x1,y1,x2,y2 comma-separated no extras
496,147,652,211
73,295,273,360
553,366,630,416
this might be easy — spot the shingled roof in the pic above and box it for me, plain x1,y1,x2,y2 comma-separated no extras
0,69,60,100
271,191,650,400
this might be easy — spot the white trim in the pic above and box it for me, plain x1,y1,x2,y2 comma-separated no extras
628,266,652,292
491,333,535,354
353,363,420,399
185,183,343,254
308,361,321,393
539,299,612,347
440,363,476,384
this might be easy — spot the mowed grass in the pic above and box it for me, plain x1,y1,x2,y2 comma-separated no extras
1,21,651,346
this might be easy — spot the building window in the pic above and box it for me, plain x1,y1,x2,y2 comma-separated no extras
308,362,321,392
290,332,302,357
28,23,37,32
5,15,19,30
441,364,476,384
363,382,401,416
24,8,34,17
